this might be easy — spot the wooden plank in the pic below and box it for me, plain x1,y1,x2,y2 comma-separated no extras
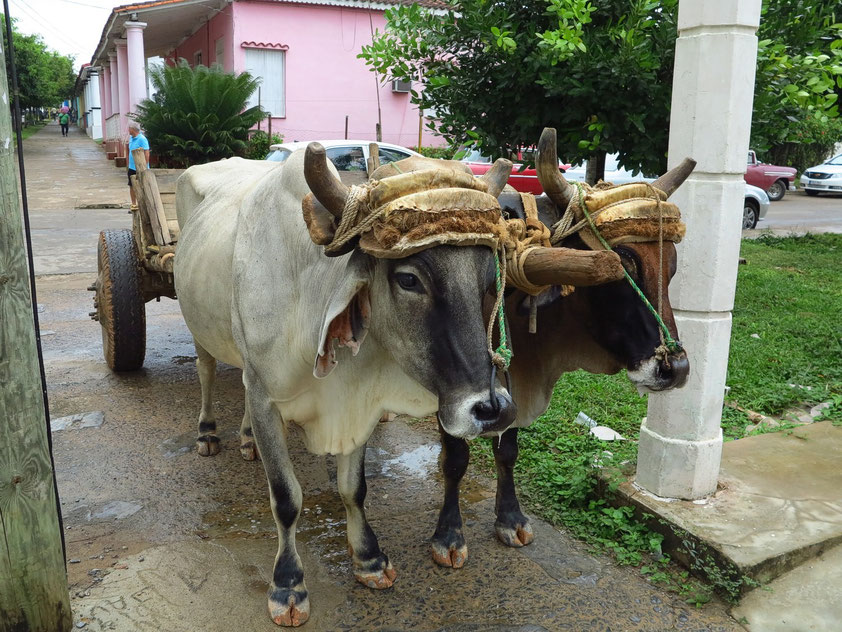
132,149,172,245
0,38,72,632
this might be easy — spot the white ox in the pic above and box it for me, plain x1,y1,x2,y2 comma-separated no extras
173,145,517,626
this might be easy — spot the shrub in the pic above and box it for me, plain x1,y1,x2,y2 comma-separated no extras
412,146,454,160
135,61,266,168
245,131,283,160
760,115,842,173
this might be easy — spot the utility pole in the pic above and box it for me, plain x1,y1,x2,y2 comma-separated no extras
0,25,72,632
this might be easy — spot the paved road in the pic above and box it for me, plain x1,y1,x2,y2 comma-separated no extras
752,189,842,235
20,123,743,631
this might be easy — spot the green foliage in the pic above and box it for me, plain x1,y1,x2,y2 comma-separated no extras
361,0,678,178
751,2,842,156
762,116,842,172
134,62,266,168
244,131,283,160
412,145,454,160
1,16,75,109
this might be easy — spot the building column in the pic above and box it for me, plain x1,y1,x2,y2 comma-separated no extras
89,69,102,141
108,52,119,121
124,21,148,120
102,65,112,119
636,0,762,499
115,39,130,139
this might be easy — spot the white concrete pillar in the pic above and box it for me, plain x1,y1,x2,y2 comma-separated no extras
115,39,130,138
98,68,108,139
88,69,102,141
124,21,147,120
635,0,762,500
108,52,119,122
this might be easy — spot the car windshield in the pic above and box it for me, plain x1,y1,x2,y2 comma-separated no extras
826,154,842,165
460,147,491,163
266,149,292,163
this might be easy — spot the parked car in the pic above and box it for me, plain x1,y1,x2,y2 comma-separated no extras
744,150,797,201
562,152,769,229
800,154,842,196
265,140,422,183
743,183,770,229
459,146,570,195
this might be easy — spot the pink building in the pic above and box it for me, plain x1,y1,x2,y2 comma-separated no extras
90,0,444,165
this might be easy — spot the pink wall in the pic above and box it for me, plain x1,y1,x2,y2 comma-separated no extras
231,1,442,147
167,5,233,71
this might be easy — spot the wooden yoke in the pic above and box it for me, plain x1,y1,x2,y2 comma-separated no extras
521,247,624,287
366,142,381,175
131,148,172,246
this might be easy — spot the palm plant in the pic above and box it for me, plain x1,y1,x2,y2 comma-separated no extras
135,61,266,167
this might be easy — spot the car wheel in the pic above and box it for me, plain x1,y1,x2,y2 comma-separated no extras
805,189,819,197
766,179,786,201
743,200,759,229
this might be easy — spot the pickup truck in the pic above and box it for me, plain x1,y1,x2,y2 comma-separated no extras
745,151,797,201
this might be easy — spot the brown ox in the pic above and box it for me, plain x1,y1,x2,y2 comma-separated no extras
430,128,693,566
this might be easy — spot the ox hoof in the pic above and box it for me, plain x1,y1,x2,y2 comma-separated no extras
431,541,468,568
354,563,397,590
240,440,260,461
268,589,310,627
196,435,220,457
495,517,534,548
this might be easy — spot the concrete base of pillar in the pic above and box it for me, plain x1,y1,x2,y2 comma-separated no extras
611,422,842,598
106,151,117,160
635,418,722,500
115,157,127,168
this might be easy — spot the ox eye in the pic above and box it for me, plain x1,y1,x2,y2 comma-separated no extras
395,272,421,292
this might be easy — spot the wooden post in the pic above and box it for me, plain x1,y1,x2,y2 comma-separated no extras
366,142,381,175
132,148,171,245
344,115,349,140
0,36,72,632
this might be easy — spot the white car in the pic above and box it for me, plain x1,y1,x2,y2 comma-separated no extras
563,153,769,228
801,154,842,196
265,140,421,182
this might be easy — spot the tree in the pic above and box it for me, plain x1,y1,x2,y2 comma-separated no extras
361,0,842,178
134,61,266,168
1,16,75,110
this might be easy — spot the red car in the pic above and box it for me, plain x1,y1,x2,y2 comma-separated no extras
460,147,570,195
745,150,797,201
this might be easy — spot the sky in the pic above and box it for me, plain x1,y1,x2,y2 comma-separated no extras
7,0,130,72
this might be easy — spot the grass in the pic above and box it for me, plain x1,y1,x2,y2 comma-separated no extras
471,233,842,601
19,121,48,141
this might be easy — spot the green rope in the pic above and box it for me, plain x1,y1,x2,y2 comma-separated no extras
574,183,682,355
493,250,513,369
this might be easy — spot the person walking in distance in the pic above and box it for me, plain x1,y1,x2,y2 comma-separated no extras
126,121,150,211
59,111,70,136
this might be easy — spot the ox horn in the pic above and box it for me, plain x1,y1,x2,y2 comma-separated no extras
481,158,514,198
521,247,624,287
304,142,349,218
536,127,575,210
652,157,697,197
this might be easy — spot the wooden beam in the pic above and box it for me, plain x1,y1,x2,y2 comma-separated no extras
0,38,72,632
132,148,172,245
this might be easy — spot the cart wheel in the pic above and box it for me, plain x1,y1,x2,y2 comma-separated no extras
96,229,146,371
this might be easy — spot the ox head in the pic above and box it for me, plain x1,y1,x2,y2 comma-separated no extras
532,128,692,392
302,144,520,439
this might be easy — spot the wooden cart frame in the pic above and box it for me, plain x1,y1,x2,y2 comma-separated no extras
89,148,184,371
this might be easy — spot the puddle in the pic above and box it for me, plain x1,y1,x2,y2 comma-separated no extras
68,500,143,522
369,443,441,478
51,410,104,432
159,432,196,458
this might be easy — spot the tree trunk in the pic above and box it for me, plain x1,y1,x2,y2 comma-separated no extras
0,35,73,632
585,150,606,185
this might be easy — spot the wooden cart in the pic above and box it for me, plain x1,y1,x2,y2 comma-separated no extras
89,148,184,371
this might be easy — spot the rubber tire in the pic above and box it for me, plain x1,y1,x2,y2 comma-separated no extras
805,189,819,197
743,200,759,229
97,229,146,371
766,179,787,202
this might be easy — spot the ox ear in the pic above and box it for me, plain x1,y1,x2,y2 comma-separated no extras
314,252,372,378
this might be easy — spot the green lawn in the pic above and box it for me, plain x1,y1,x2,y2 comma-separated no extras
471,233,842,600
19,122,48,141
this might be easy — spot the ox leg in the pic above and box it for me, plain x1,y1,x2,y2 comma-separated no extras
431,424,469,568
337,445,396,589
493,428,533,547
239,405,260,461
195,341,220,457
246,372,309,627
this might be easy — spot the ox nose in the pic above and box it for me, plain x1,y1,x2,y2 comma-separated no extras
471,390,516,433
658,351,689,389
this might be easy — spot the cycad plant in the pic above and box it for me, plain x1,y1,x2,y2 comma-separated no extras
135,61,266,167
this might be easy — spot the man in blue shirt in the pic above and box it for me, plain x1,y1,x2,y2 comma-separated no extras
126,121,150,211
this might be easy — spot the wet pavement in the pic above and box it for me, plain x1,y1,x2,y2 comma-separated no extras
27,123,743,630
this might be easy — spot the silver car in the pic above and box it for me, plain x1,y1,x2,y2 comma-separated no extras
801,154,842,196
564,153,769,229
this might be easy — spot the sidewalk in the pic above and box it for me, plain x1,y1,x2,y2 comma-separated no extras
22,122,131,275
